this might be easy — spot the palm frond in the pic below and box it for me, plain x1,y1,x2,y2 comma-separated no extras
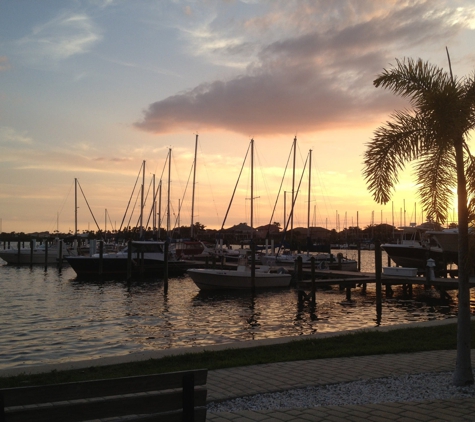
415,146,456,224
461,72,475,135
363,111,429,204
374,58,450,104
464,147,475,215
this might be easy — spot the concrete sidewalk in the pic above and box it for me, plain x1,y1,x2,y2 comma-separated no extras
206,350,475,421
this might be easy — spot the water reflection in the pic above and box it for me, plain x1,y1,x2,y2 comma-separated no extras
0,250,466,370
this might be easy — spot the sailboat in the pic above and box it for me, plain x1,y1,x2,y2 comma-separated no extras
187,139,292,290
260,139,357,271
66,157,189,279
66,239,189,278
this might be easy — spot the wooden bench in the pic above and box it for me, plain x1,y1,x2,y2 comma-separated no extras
0,368,207,422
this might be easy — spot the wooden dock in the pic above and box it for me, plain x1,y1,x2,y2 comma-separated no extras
183,256,474,303
294,268,474,290
291,265,475,306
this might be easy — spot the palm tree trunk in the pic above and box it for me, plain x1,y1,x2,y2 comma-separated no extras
453,137,474,386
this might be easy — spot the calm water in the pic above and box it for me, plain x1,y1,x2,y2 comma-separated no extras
0,250,466,371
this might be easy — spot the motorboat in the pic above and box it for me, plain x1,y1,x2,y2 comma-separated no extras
187,253,291,290
0,239,66,265
316,253,358,271
66,240,189,279
425,228,459,262
171,240,206,259
381,225,449,270
260,252,358,271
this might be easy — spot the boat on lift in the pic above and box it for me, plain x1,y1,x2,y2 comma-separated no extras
381,224,449,270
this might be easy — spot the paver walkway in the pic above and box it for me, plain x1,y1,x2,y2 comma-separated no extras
206,349,475,421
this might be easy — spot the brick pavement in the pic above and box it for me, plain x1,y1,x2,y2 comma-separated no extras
206,350,475,421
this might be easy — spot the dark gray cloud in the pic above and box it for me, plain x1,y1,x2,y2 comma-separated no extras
134,1,469,136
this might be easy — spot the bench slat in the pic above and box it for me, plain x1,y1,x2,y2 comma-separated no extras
104,407,207,422
4,388,207,422
1,369,207,406
1,369,207,422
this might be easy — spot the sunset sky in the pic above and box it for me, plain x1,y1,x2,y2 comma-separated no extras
1,0,474,235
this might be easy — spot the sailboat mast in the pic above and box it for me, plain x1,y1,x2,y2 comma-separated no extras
250,138,254,240
158,179,162,239
191,134,198,239
307,149,312,249
152,174,156,236
284,191,287,230
74,178,78,237
250,138,256,291
291,136,296,245
167,148,171,235
140,160,145,239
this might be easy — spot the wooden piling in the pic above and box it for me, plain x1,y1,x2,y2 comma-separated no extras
127,240,132,282
30,240,34,267
251,242,256,294
310,257,316,306
297,256,303,282
375,241,382,322
44,241,48,271
58,240,63,270
140,250,145,276
385,283,393,298
163,241,169,294
98,240,103,276
346,284,352,301
357,243,361,272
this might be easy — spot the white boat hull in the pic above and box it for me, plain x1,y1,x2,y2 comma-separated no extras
327,261,358,271
0,249,61,265
187,268,291,290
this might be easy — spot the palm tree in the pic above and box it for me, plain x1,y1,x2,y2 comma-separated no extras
363,55,475,386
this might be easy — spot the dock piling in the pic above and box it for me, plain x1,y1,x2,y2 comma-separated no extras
375,241,382,323
44,241,48,271
127,240,132,284
163,241,169,294
30,240,34,267
58,240,63,270
297,256,303,282
98,240,103,276
346,285,352,301
310,257,316,306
